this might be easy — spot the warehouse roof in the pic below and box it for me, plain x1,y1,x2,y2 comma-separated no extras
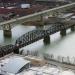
2,57,30,74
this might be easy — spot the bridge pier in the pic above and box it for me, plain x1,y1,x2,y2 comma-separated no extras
36,25,44,30
43,35,50,44
3,24,12,37
60,29,66,36
71,25,75,31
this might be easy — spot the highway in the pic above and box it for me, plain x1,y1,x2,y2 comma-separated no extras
0,2,75,26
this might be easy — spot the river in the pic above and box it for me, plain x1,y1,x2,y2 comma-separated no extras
0,24,75,58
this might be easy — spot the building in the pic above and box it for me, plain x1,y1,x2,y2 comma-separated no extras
0,55,31,75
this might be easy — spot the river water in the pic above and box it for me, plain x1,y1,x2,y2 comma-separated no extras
0,24,75,58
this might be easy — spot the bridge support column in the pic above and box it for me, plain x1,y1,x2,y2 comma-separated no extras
36,25,44,30
3,24,12,37
60,29,66,36
43,35,50,44
71,25,75,31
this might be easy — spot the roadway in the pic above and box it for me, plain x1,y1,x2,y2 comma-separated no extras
0,2,75,26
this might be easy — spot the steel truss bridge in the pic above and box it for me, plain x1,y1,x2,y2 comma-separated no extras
15,22,75,48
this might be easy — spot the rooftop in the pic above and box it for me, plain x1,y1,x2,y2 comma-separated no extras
0,54,75,75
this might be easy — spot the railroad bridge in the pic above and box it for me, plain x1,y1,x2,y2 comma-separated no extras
15,22,75,48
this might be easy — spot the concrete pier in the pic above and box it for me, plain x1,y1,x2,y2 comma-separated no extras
3,24,12,37
36,25,44,30
3,30,11,37
71,25,75,31
43,35,50,44
60,29,66,36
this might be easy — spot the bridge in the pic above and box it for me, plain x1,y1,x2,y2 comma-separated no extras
15,21,75,48
0,2,75,37
0,2,75,57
